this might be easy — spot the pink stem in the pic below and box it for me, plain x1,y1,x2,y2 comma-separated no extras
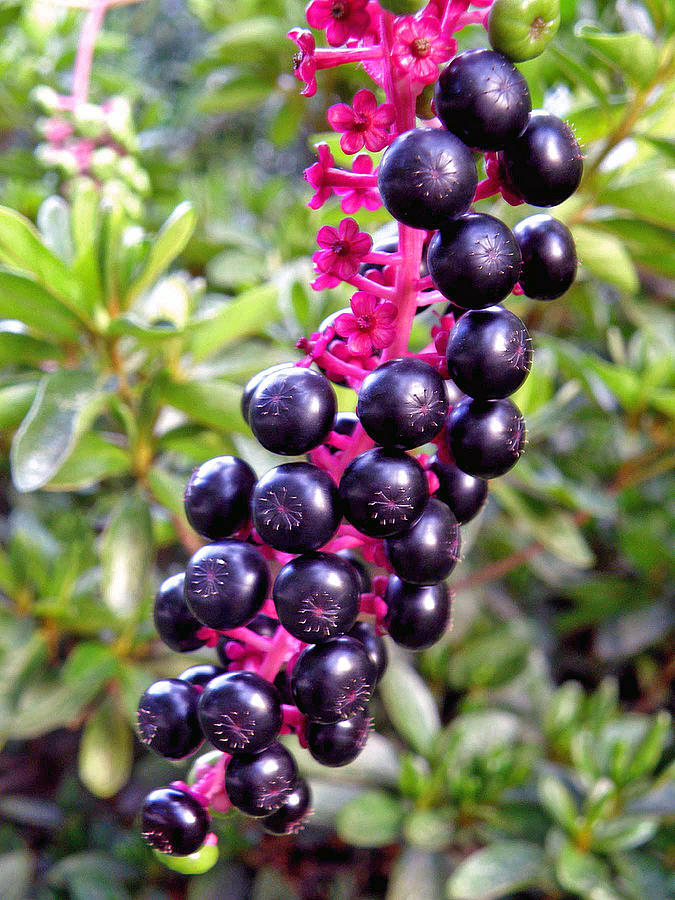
72,0,110,107
258,626,302,682
441,0,471,35
325,168,378,189
344,273,396,298
225,627,273,653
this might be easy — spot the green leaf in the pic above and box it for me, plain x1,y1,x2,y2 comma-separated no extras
188,284,279,361
37,196,74,263
555,839,619,898
146,465,189,518
61,643,119,693
45,431,131,490
199,75,271,114
613,851,673,900
285,732,401,788
125,202,196,304
100,493,153,619
0,382,37,431
336,790,404,848
447,841,547,900
0,330,63,366
577,26,659,87
625,711,671,780
387,849,445,900
10,371,106,492
0,850,33,900
538,773,579,832
571,225,640,293
599,172,675,230
379,651,440,756
435,710,522,766
446,624,530,690
0,268,82,340
403,809,453,852
157,377,247,433
79,698,133,798
47,852,137,890
592,816,658,853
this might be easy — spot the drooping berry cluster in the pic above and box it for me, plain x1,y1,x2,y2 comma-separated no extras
136,0,580,867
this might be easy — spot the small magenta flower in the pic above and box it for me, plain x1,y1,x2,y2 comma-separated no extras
335,154,381,214
312,217,372,289
306,0,370,47
288,28,318,97
327,89,395,154
335,292,397,356
391,16,455,85
304,142,336,209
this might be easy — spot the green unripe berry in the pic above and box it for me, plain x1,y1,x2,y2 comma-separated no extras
153,841,219,875
488,0,560,61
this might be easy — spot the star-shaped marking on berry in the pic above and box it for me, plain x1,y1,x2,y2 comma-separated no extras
471,231,515,276
368,487,414,526
136,706,158,746
506,327,532,372
257,488,303,531
506,416,526,457
405,387,447,431
335,674,371,717
189,556,228,599
141,830,174,854
258,776,293,812
255,377,295,416
484,69,521,110
297,591,342,635
212,709,256,750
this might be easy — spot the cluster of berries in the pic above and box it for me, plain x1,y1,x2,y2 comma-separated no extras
136,0,581,869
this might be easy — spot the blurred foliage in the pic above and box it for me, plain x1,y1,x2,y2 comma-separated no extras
0,0,672,897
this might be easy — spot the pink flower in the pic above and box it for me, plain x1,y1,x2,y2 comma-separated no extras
327,89,395,154
335,292,397,356
288,28,318,97
304,142,336,209
335,154,382,214
306,0,370,47
391,16,455,85
312,218,372,289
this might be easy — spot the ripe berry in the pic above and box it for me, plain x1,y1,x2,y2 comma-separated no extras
273,552,360,642
248,367,337,456
488,0,561,62
291,636,376,723
384,577,450,649
434,49,531,150
513,214,577,299
348,621,387,684
153,572,205,653
225,741,298,817
339,447,428,538
500,111,582,207
306,709,371,767
178,664,226,690
332,411,359,441
184,456,256,540
184,541,269,630
141,787,210,856
251,462,341,553
385,498,461,585
377,127,477,230
356,358,449,449
427,214,521,309
447,397,526,478
338,549,372,594
137,679,203,760
429,455,488,524
261,778,312,835
241,363,294,423
198,671,282,755
446,306,532,399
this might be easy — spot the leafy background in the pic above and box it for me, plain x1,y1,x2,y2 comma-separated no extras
0,0,672,897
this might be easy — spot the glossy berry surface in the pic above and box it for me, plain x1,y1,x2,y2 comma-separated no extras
488,0,561,62
384,577,451,649
447,397,526,478
339,447,428,538
184,455,256,540
306,709,371,767
446,306,532,399
434,49,531,150
513,214,577,299
261,778,312,835
332,411,359,440
241,363,294,424
198,671,282,755
385,498,461,585
137,679,203,760
428,213,521,309
338,549,372,594
357,358,449,449
377,127,477,230
429,456,488,524
225,741,298,817
252,462,341,553
248,367,337,456
291,636,376,723
178,664,226,690
184,541,269,630
141,788,210,856
153,572,205,653
501,111,582,207
348,620,387,683
273,552,360,642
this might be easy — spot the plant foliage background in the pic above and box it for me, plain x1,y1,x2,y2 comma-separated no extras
0,0,672,897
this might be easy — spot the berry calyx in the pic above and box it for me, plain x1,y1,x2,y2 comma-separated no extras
141,787,210,856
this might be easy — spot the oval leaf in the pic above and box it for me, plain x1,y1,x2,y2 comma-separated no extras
379,649,441,757
79,699,133,799
336,790,404,848
101,493,153,619
447,841,547,900
125,202,196,303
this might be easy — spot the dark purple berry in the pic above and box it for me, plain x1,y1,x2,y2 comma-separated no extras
248,367,337,456
141,787,210,856
429,456,488,524
356,358,448,449
291,636,376,724
184,541,269,630
500,111,583,207
339,448,429,538
153,573,205,653
306,709,371,767
184,455,256,540
261,778,312,835
252,462,341,553
377,127,477,230
447,397,526,478
241,363,294,424
332,411,359,441
225,741,298,817
273,552,360,643
136,679,203,760
427,213,521,309
446,306,532,399
385,498,460,585
513,214,577,299
338,549,372,594
434,49,531,150
198,671,282,755
384,577,450,649
348,621,387,683
178,664,226,690
444,377,466,408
